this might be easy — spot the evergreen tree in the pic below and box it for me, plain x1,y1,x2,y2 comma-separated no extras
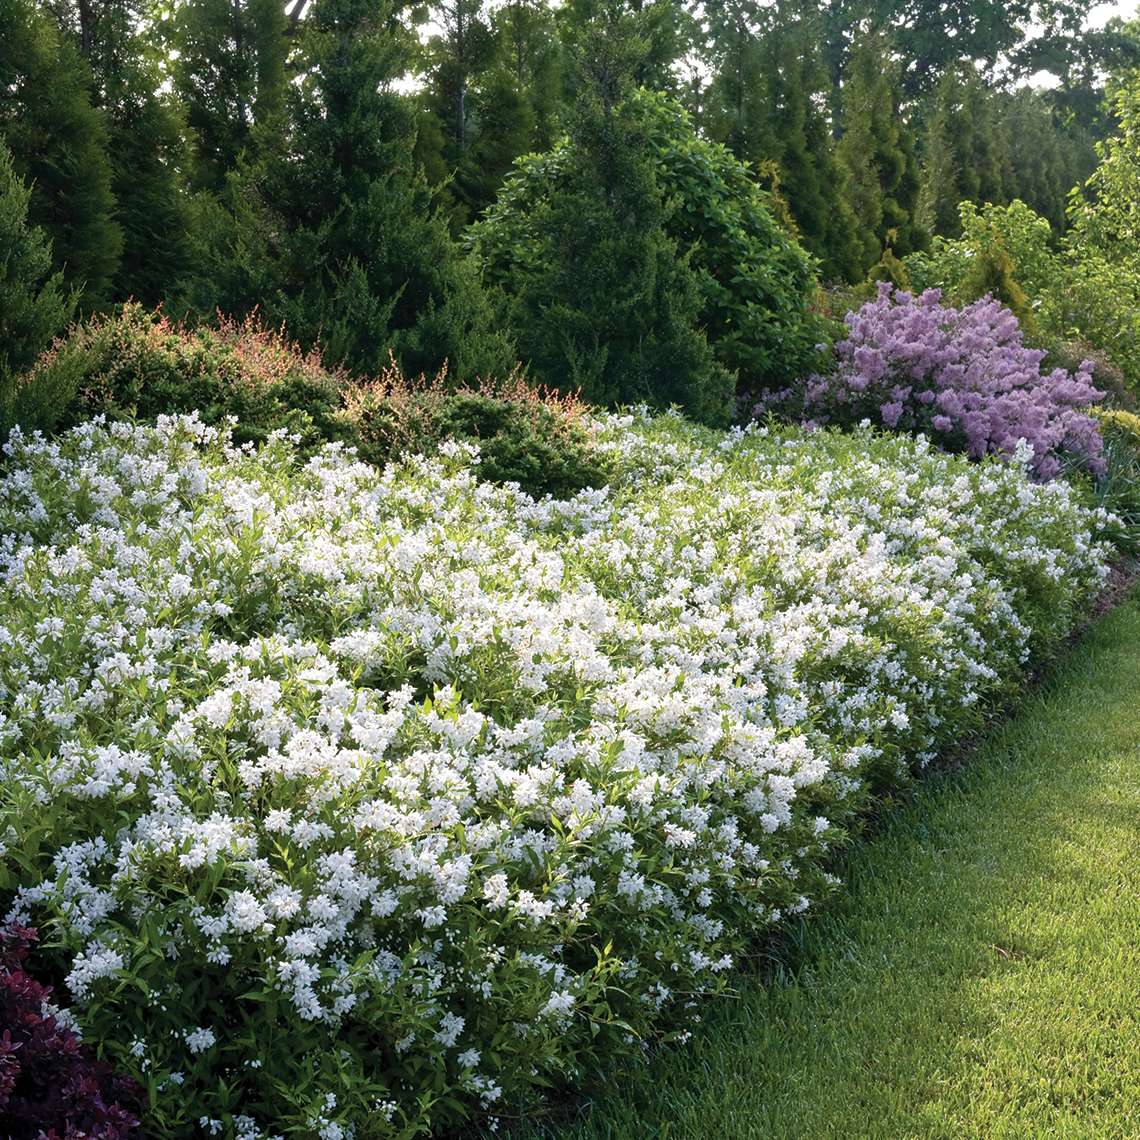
705,3,862,281
0,0,121,306
473,87,824,402
421,1,495,161
416,0,499,226
958,67,1008,205
212,0,513,379
494,0,563,147
0,139,73,398
702,0,771,153
480,4,733,422
916,81,959,238
997,87,1085,229
558,0,694,92
47,0,198,305
448,65,537,222
918,66,1006,237
107,96,198,306
837,29,923,269
422,0,563,226
172,0,289,192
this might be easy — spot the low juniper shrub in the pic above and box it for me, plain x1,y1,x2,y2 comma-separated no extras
762,284,1106,480
336,364,610,497
0,924,142,1139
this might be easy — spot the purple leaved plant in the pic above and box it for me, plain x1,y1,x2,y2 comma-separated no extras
1,925,142,1140
761,284,1105,480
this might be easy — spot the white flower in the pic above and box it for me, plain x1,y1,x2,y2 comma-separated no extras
416,905,447,929
0,410,1109,1139
435,1012,465,1048
482,874,509,910
227,890,269,934
65,943,123,1002
540,990,575,1018
185,1026,217,1054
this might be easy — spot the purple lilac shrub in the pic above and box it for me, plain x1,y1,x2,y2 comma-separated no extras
762,284,1105,480
0,925,141,1140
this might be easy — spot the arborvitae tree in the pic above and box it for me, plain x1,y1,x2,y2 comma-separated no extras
423,0,564,226
494,0,563,146
702,0,769,146
172,0,289,192
45,0,198,306
249,0,290,124
837,30,923,270
996,88,1085,229
895,115,924,243
704,3,862,281
212,0,513,379
480,4,733,422
107,96,198,306
916,83,958,238
416,0,509,227
0,139,73,398
918,66,1007,238
0,0,121,307
958,67,1008,205
558,0,694,92
449,65,537,221
420,1,495,160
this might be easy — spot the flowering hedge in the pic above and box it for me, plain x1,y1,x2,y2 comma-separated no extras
0,411,1110,1138
761,284,1106,481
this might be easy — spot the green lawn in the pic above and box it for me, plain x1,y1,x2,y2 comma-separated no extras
521,595,1140,1140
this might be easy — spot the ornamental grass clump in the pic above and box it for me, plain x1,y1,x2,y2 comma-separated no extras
765,284,1105,480
0,411,1110,1137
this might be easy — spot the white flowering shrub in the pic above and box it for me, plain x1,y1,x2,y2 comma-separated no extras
0,411,1110,1138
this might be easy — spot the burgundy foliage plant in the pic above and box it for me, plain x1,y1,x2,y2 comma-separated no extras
0,925,141,1140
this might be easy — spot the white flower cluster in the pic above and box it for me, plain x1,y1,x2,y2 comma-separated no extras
0,411,1109,1137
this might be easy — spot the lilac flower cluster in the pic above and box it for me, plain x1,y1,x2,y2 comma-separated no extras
763,284,1105,480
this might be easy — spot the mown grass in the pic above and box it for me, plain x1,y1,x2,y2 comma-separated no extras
519,593,1140,1140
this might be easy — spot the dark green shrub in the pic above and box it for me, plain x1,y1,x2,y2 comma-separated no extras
469,23,733,427
470,88,826,406
337,365,608,498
